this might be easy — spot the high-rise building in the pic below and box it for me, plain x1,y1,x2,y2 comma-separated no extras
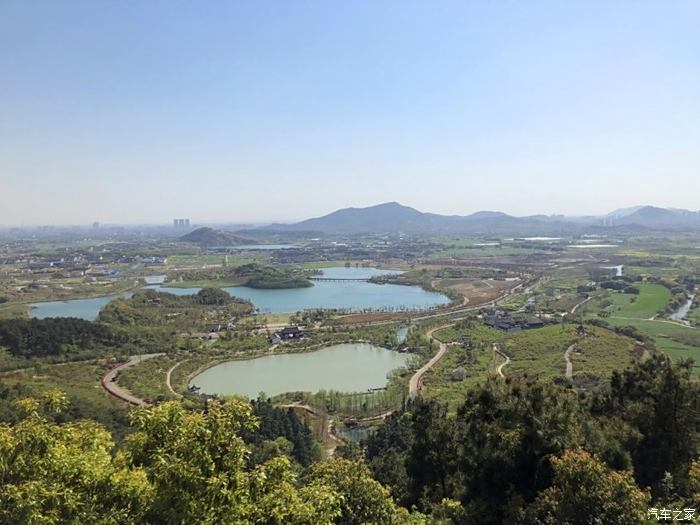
173,218,191,229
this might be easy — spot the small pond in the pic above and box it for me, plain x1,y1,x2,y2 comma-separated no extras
190,343,410,398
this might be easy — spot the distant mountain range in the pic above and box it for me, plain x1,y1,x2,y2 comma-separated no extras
602,205,700,229
260,202,700,234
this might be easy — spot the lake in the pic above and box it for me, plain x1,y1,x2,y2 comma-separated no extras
29,274,165,320
29,293,132,320
190,343,410,398
163,267,449,313
29,267,450,319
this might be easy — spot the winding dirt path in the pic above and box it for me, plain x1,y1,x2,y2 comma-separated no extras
570,296,591,315
101,353,165,407
564,343,576,380
493,344,510,378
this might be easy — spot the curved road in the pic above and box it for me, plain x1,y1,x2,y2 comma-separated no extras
165,359,187,398
493,344,510,378
408,324,451,398
570,296,592,315
102,353,165,407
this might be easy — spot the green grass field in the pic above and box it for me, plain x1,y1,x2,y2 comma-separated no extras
116,354,179,401
503,325,577,379
571,327,637,377
243,312,294,325
615,283,671,319
603,316,700,374
427,322,636,403
421,344,494,409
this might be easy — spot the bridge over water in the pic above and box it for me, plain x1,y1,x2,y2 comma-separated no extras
309,277,371,282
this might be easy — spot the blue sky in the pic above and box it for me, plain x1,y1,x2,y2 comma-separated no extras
1,1,699,224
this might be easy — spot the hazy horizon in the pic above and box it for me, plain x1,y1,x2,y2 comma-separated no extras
2,1,699,224
2,200,698,229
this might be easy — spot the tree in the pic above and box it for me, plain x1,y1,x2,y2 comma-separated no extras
520,449,650,524
455,377,584,522
194,287,232,305
0,391,152,524
407,400,461,510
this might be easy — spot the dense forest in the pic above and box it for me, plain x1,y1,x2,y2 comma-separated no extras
0,316,175,370
357,354,700,523
0,317,120,357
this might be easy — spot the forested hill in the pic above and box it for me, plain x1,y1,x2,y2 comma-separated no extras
179,227,252,246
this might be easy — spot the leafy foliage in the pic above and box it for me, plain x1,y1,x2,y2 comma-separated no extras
0,395,418,524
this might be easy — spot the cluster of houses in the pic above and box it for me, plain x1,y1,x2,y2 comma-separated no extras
269,326,306,344
190,318,238,340
483,311,545,332
190,324,308,344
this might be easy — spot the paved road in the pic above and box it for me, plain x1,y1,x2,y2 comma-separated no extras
408,325,451,398
404,277,544,398
564,344,576,380
101,353,165,407
342,276,540,328
165,359,187,398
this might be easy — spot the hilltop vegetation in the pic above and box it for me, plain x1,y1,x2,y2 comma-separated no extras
0,394,418,525
166,263,314,289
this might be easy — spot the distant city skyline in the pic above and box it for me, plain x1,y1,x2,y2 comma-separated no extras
1,1,699,225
